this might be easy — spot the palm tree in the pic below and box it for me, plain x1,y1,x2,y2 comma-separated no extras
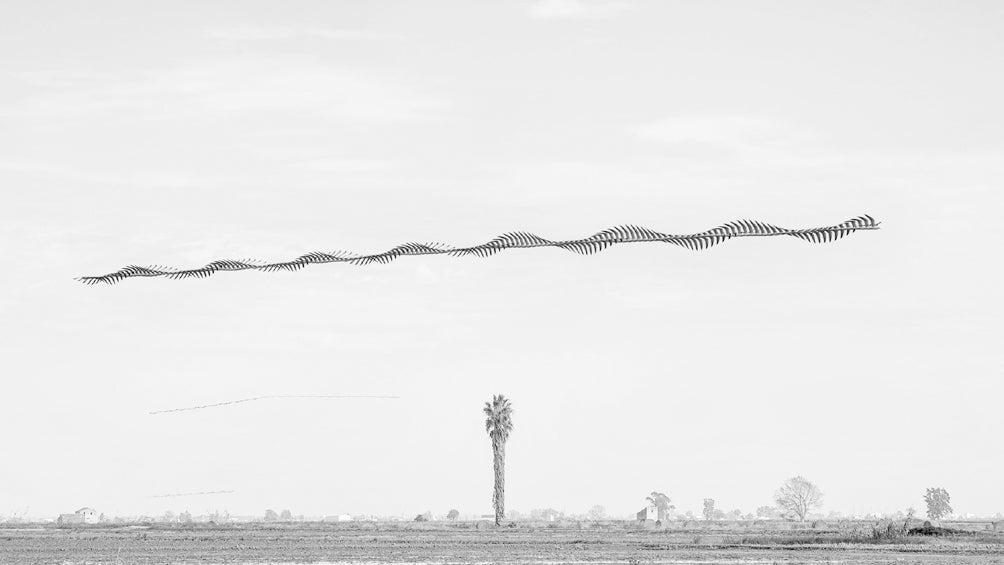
484,394,514,526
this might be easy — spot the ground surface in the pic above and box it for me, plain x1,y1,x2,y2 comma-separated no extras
1,523,1002,564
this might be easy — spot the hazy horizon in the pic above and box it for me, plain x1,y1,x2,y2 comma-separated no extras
2,1,1002,520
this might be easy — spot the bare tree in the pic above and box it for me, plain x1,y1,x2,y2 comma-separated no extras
774,476,823,521
924,488,953,521
587,505,607,521
484,394,514,526
901,507,916,534
646,492,675,522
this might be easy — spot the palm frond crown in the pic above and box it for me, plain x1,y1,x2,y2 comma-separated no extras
484,394,513,442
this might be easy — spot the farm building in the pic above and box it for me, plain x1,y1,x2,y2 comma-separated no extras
636,505,658,521
57,507,99,525
323,514,353,522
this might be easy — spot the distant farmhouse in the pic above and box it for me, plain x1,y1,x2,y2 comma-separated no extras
323,514,354,522
57,507,99,526
636,505,658,522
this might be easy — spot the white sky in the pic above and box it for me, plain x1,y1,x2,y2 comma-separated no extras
1,0,1002,520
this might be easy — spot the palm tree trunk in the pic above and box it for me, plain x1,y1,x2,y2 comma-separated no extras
492,437,505,526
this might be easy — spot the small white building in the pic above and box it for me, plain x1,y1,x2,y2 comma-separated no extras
57,507,99,526
324,514,353,522
636,505,658,522
78,507,99,523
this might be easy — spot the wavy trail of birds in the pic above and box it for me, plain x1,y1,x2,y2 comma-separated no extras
79,215,879,285
149,394,400,415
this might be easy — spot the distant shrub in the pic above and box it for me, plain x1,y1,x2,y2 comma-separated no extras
735,530,927,546
871,520,903,541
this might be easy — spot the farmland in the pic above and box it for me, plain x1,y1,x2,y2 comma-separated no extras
1,520,1002,564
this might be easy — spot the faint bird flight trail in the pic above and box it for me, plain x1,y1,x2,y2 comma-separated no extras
78,216,879,284
150,394,400,415
150,490,236,498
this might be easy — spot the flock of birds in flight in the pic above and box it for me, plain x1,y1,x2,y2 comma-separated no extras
79,215,880,285
99,216,878,498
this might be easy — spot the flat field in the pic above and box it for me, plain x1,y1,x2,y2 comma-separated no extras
1,521,1002,564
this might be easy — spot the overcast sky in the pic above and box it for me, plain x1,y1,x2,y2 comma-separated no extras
2,0,1002,520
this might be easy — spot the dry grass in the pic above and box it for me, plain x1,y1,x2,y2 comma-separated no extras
1,519,1000,564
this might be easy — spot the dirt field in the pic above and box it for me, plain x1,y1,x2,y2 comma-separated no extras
1,522,1002,564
